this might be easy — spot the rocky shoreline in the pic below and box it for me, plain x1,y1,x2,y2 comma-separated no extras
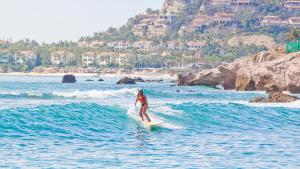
178,50,300,94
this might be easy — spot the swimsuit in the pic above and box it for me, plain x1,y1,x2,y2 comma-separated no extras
139,96,147,107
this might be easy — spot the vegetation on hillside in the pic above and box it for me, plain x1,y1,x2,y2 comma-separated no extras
0,0,299,72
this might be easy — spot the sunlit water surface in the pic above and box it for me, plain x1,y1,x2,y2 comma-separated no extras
0,75,299,168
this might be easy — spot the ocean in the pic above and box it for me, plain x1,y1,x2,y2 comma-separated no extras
0,75,299,168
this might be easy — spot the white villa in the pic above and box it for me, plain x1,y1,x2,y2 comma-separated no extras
78,40,104,48
51,51,74,65
82,51,132,67
0,50,10,64
14,51,36,64
107,41,132,51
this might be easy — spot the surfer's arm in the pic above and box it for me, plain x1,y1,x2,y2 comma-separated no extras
135,96,138,107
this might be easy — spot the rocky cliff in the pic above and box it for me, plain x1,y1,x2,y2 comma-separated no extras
178,50,300,93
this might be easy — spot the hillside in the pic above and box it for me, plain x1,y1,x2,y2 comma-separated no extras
0,0,299,72
79,0,300,64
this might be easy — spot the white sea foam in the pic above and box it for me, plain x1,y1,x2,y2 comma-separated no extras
126,103,183,129
235,100,300,109
0,91,43,97
53,88,138,99
151,105,183,116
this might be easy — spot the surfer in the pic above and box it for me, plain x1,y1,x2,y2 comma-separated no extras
135,89,151,122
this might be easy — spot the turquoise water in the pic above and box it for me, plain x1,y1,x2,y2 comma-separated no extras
0,75,300,168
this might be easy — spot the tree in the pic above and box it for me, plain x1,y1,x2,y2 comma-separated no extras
35,53,42,66
286,30,300,41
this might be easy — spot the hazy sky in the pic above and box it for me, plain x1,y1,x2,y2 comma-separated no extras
0,0,163,43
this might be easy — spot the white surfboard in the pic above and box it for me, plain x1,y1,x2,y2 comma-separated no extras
142,121,163,127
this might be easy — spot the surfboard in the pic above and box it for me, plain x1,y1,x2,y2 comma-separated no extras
142,121,163,127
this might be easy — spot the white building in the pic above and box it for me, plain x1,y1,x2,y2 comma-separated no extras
186,41,207,50
82,52,96,66
288,17,300,27
51,51,74,65
14,51,36,64
132,41,154,51
78,40,104,48
0,50,10,63
107,41,132,51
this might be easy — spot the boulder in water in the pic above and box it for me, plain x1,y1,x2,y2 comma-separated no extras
134,77,145,82
250,84,298,103
62,74,76,83
145,79,164,83
117,77,136,84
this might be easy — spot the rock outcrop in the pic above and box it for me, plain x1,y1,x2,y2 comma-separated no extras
134,77,145,82
117,77,136,84
62,74,76,83
250,84,298,103
178,50,300,93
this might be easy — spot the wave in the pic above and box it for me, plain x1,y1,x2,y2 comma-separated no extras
0,103,130,138
126,104,183,129
0,91,53,99
0,99,299,138
0,88,139,100
52,88,138,99
233,100,300,109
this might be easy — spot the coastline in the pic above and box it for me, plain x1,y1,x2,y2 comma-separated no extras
0,72,177,80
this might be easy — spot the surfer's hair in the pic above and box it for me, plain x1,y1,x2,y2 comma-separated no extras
139,89,143,95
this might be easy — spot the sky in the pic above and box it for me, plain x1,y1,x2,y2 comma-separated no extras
0,0,164,43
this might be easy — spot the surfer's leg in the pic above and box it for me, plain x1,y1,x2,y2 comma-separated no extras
142,106,151,122
139,107,144,121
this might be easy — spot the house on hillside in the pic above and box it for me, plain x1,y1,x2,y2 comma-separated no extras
288,17,300,27
107,41,132,51
78,40,104,48
231,0,258,7
147,15,177,37
132,24,148,37
132,41,154,51
162,0,191,15
14,51,36,64
284,1,300,10
132,13,177,37
167,41,182,50
261,16,287,27
208,0,231,6
186,41,207,50
181,12,238,32
116,53,132,67
51,51,74,65
132,14,158,37
82,51,96,66
81,51,131,67
206,0,258,12
207,0,232,10
0,50,11,64
211,12,238,28
95,52,115,66
0,39,12,45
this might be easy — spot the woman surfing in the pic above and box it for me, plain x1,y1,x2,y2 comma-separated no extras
135,89,151,122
